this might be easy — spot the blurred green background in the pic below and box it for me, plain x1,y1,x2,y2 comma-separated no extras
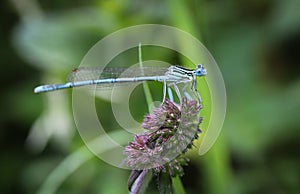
1,0,300,194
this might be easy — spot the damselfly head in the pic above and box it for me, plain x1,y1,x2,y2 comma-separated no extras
195,64,207,76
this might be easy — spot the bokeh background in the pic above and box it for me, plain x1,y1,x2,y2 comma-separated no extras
1,0,300,194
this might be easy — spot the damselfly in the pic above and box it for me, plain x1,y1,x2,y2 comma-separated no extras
34,64,207,102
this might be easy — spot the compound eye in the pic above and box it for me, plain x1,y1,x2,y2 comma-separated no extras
195,64,207,76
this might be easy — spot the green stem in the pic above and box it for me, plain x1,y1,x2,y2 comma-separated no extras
172,176,186,194
202,134,232,194
138,42,154,112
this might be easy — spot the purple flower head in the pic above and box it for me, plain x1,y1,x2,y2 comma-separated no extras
125,98,203,177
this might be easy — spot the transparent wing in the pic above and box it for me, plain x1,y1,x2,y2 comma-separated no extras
67,66,169,82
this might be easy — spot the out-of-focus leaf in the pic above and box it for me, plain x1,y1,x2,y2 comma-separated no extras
13,8,118,72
